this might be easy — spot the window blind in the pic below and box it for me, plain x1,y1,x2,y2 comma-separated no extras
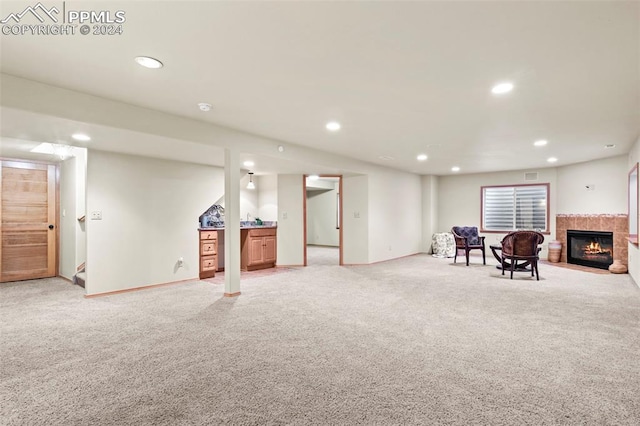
483,185,547,232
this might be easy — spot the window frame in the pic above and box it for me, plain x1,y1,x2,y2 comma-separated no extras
480,183,550,235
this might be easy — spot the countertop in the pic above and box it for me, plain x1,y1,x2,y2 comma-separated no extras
198,225,277,231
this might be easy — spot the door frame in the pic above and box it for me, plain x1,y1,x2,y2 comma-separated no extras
302,174,343,266
0,157,60,281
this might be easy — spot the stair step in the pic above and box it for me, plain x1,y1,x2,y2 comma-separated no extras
74,271,86,288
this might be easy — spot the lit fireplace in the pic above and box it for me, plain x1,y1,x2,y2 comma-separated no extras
566,230,613,270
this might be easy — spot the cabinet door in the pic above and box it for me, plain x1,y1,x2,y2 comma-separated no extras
263,236,277,264
247,237,264,266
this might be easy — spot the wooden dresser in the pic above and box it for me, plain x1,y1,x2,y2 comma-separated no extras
199,229,218,279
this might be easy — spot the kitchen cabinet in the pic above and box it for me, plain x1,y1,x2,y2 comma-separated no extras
241,228,277,271
199,229,218,279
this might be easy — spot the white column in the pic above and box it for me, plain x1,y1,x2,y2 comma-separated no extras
224,148,241,297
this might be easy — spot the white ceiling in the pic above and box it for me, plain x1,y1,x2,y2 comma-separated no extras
1,1,638,175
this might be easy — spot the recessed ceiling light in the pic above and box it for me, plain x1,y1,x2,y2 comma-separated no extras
604,144,616,149
134,56,163,69
30,142,56,155
326,121,341,131
308,175,319,181
198,103,212,112
491,82,514,95
278,145,285,152
243,161,255,167
547,157,558,163
533,139,548,147
30,142,75,159
71,133,91,142
451,166,460,172
417,154,428,161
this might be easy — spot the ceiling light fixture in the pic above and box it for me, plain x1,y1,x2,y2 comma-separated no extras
451,166,460,172
417,154,428,161
491,82,514,95
134,56,163,69
326,121,341,132
278,145,285,152
198,103,212,112
30,142,75,160
243,161,255,167
547,157,558,163
71,133,91,142
533,139,548,147
604,144,616,149
247,172,255,190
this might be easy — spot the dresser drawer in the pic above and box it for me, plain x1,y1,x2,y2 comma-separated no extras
200,230,217,241
201,255,217,271
201,241,216,256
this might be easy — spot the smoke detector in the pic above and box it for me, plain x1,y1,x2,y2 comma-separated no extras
198,103,212,112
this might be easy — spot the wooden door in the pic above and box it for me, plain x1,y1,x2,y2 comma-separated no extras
263,235,277,264
247,236,264,266
1,160,57,282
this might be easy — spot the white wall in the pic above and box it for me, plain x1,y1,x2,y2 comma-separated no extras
75,148,87,270
421,175,439,253
276,170,421,266
277,174,304,266
58,148,87,281
557,155,628,214
438,168,558,257
342,175,368,264
59,157,77,280
258,175,278,221
86,151,224,295
629,138,640,286
306,184,339,246
368,170,422,263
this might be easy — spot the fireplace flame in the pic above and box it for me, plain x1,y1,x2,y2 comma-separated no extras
582,241,611,255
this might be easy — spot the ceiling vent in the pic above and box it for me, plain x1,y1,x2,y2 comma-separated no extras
524,172,539,182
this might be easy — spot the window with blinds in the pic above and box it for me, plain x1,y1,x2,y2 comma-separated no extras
482,184,548,232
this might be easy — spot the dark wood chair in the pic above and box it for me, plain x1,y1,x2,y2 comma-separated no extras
451,226,486,266
500,231,545,280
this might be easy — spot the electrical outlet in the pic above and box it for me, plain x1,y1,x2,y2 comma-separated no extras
354,211,360,219
90,211,102,220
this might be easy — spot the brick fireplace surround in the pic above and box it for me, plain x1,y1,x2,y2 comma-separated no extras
556,214,628,266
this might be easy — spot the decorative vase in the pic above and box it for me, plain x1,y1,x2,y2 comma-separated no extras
548,240,561,263
608,259,627,274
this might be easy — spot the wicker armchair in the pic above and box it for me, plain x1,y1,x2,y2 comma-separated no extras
451,226,486,266
500,231,545,280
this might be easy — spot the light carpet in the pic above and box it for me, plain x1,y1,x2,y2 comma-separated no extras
306,245,340,266
1,255,639,425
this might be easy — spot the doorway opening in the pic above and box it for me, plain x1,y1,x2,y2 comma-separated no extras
303,175,343,266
